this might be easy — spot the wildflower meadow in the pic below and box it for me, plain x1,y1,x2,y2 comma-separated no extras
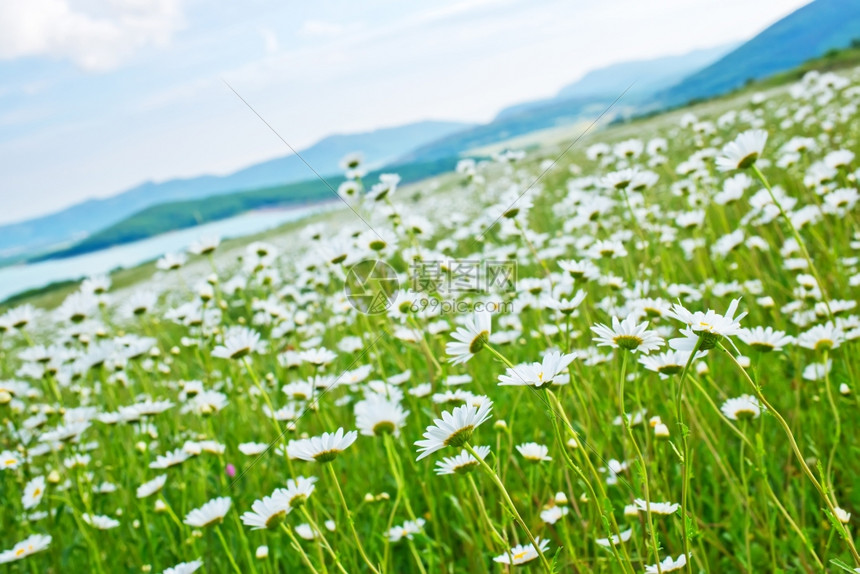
1,67,860,573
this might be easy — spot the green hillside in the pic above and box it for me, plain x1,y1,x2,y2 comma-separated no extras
659,0,860,105
35,156,462,261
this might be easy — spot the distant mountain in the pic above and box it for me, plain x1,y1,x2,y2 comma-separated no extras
399,45,733,163
397,96,623,163
36,156,461,262
495,44,735,120
0,120,471,259
660,0,860,106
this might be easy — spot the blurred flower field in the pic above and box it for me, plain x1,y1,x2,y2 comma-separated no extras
1,67,860,573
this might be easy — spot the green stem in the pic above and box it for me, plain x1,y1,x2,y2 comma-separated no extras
751,164,833,320
383,434,427,574
215,524,243,574
325,463,381,574
739,423,753,570
485,344,516,369
720,342,860,566
675,338,703,565
546,389,635,574
464,443,553,574
821,349,841,491
300,506,348,574
465,472,509,552
619,352,662,572
281,523,321,574
243,357,285,440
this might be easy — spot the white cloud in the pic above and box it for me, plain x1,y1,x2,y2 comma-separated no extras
298,19,345,38
413,0,514,25
0,0,184,71
259,27,279,54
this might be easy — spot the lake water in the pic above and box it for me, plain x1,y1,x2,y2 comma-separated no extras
0,204,330,302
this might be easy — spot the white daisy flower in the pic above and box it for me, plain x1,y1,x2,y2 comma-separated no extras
493,537,551,565
183,497,232,528
136,474,168,499
434,445,491,475
415,401,493,461
516,442,552,462
639,350,700,377
645,553,689,573
634,498,679,515
543,290,587,314
802,359,832,381
212,327,262,360
498,351,577,387
287,428,358,463
387,518,426,542
162,559,204,574
592,316,664,353
1,450,22,471
738,326,794,352
83,513,120,529
238,442,269,456
189,234,221,255
295,523,319,540
540,506,569,524
39,421,91,443
279,475,317,508
150,448,192,469
558,259,600,282
667,298,747,351
22,476,46,509
0,534,52,564
156,252,187,271
797,322,844,351
354,395,410,437
716,129,767,171
596,528,633,547
720,395,763,420
241,491,291,530
445,309,492,365
298,346,338,367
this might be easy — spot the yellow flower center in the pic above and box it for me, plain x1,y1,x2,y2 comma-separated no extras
444,425,475,447
469,331,489,354
513,550,528,561
815,339,833,351
614,334,643,350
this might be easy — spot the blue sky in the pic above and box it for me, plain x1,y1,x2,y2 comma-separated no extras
0,0,808,225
